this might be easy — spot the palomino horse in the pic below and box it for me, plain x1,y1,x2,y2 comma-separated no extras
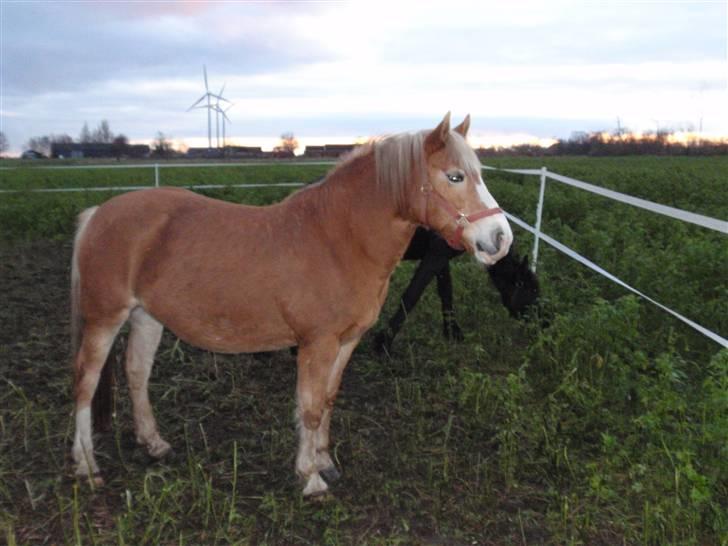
70,113,513,496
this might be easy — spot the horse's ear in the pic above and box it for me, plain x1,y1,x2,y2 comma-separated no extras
454,114,470,137
424,112,451,155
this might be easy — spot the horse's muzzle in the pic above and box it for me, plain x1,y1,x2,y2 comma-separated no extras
474,231,512,266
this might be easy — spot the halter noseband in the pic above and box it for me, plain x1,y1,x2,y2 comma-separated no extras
421,183,503,251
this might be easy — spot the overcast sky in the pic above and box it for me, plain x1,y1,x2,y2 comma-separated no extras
1,0,726,154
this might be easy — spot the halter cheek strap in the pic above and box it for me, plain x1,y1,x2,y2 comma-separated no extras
421,184,503,250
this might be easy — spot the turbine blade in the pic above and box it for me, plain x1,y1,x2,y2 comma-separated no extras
187,95,207,111
219,82,226,96
208,93,230,103
203,65,209,91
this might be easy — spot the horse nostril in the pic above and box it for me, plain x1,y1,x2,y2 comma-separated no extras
492,229,504,252
476,241,486,252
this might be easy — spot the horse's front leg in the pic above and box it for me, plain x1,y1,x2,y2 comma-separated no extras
295,336,352,497
313,338,359,484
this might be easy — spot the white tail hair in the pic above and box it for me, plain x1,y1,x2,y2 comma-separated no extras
70,207,98,359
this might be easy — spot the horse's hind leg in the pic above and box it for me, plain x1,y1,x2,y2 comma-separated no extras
72,317,125,480
124,308,170,459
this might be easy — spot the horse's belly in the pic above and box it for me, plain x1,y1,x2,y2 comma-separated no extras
171,317,296,353
141,292,297,354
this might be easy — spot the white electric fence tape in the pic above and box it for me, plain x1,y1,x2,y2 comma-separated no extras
0,182,306,194
505,212,728,349
482,165,728,234
544,171,727,234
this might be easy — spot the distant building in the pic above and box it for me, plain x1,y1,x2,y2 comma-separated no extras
227,146,265,159
186,146,266,159
51,142,150,159
270,148,295,159
21,150,47,160
303,144,356,158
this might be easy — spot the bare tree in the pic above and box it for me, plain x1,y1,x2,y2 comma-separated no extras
92,120,114,144
80,122,92,144
152,132,173,158
0,132,8,157
52,134,74,145
26,136,52,156
279,132,299,154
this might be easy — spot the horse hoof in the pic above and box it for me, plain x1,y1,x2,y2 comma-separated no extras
75,471,104,488
302,473,328,497
147,439,173,460
319,465,341,484
306,490,332,502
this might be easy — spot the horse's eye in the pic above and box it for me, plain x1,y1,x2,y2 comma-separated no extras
447,172,465,183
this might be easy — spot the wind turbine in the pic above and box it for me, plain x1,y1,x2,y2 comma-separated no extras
218,103,233,150
187,66,228,151
214,83,226,149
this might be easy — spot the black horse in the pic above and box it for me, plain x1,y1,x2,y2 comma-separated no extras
375,227,540,354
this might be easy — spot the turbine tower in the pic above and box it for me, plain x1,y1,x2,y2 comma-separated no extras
214,83,226,149
187,66,228,151
222,103,233,149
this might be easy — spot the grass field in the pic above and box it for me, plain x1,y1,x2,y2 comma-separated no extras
1,157,726,544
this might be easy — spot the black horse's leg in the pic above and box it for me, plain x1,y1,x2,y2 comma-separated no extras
436,262,464,341
375,255,445,354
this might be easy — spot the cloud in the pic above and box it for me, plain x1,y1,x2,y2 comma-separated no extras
1,2,333,95
1,0,725,154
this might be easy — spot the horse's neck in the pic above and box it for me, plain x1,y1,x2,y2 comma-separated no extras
293,151,417,275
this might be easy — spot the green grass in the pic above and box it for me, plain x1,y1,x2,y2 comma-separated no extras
0,162,332,241
1,157,726,544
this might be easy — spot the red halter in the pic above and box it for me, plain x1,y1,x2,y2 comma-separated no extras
421,184,503,251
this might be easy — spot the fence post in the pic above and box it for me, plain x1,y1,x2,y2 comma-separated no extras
154,163,160,187
531,166,547,272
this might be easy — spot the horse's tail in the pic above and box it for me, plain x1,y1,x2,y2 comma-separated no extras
71,206,97,360
71,206,114,432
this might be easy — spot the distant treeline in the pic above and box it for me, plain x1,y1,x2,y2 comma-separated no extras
477,131,728,157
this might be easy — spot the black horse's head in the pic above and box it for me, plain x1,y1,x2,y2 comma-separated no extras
487,248,540,318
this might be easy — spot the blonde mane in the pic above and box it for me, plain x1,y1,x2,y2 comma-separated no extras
374,131,427,209
324,126,481,210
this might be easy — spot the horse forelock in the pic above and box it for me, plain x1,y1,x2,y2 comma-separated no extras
445,131,482,179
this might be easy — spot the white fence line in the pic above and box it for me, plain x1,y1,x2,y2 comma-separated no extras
0,160,333,194
483,165,728,234
4,162,724,234
1,160,726,347
0,160,336,171
0,182,306,194
506,212,727,348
